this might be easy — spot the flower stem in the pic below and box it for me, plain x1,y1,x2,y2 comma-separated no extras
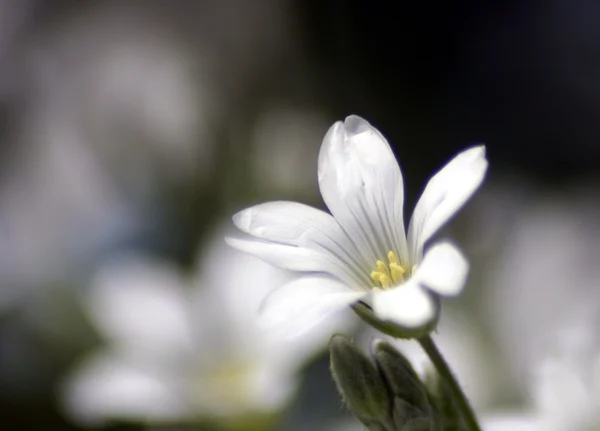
418,335,482,431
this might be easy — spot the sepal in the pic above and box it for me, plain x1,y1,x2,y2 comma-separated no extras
329,335,395,430
352,301,439,340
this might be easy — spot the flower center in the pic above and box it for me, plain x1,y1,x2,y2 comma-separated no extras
370,250,406,289
194,360,254,411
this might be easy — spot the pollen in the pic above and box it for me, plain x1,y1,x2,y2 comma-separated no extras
370,250,406,289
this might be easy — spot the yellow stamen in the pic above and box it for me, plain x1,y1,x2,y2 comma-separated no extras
379,274,391,288
390,262,405,283
370,250,407,289
388,251,398,264
370,271,382,283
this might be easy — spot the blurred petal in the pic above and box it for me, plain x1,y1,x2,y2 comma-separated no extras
199,235,293,327
370,282,437,328
412,241,469,296
85,256,194,354
260,275,364,337
318,115,409,267
233,359,298,413
408,146,487,260
534,358,589,417
592,356,600,401
232,201,368,286
225,236,362,287
61,351,190,425
481,413,541,431
270,307,358,374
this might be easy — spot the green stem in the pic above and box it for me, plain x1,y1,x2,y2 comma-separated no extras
418,335,482,431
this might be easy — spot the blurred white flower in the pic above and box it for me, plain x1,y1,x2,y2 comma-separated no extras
28,3,216,194
481,413,539,431
61,229,353,426
0,4,213,312
480,187,600,389
228,115,487,333
0,104,140,312
481,328,600,431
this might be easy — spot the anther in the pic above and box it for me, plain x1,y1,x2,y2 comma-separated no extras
387,251,398,265
370,272,382,283
389,263,405,283
379,274,391,288
370,251,408,289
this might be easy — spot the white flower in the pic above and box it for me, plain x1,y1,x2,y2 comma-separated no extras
481,344,600,431
467,185,600,431
61,230,351,426
532,353,600,430
481,413,540,431
479,188,600,386
227,115,487,334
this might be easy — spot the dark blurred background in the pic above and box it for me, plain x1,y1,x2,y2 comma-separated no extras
0,0,599,430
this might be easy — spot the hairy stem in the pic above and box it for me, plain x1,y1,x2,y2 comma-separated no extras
418,335,482,431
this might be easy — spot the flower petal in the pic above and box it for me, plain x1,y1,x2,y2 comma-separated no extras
481,414,541,431
318,115,409,267
233,201,339,246
225,236,364,288
534,357,590,419
84,256,195,355
232,201,368,286
370,282,438,328
199,233,294,330
407,146,488,261
412,241,469,296
259,275,365,338
61,351,190,425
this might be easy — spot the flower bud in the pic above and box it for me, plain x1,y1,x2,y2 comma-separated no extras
372,340,440,430
400,417,437,431
390,398,428,430
373,340,430,410
329,335,394,430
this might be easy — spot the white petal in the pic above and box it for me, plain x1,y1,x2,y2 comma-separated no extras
84,256,195,354
225,236,363,287
61,351,190,425
199,234,294,329
245,359,299,411
259,275,365,338
592,356,600,403
534,358,589,418
190,355,299,416
481,413,541,431
318,115,409,266
408,146,487,261
268,306,358,374
232,201,368,286
233,201,340,247
370,282,437,328
412,241,469,296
